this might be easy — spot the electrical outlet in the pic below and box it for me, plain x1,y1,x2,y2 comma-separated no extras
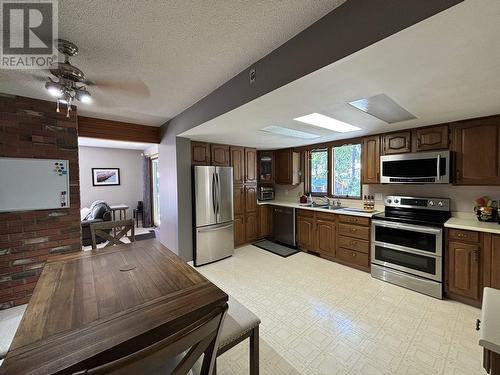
375,193,383,201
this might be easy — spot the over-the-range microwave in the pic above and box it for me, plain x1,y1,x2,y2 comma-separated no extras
380,150,450,184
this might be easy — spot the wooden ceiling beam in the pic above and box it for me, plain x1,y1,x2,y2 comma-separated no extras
78,116,161,144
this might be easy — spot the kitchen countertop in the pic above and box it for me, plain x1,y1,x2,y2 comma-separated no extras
480,287,500,354
257,200,381,218
444,216,500,234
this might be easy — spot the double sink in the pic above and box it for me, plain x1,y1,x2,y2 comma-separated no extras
299,202,368,213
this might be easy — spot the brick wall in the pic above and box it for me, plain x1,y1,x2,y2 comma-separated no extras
0,94,81,310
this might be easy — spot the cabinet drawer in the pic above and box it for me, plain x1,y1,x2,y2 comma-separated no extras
297,209,314,218
338,215,370,226
448,229,479,243
338,223,370,240
338,236,369,254
337,247,369,268
315,211,336,222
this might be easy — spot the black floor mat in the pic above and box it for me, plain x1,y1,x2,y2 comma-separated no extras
253,239,299,258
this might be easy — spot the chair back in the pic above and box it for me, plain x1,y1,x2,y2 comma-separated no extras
74,303,228,375
137,201,144,211
90,219,135,249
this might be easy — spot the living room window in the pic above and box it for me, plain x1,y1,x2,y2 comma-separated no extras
332,143,361,198
309,149,328,195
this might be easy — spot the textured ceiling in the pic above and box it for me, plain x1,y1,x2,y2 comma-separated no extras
0,0,345,126
181,0,500,149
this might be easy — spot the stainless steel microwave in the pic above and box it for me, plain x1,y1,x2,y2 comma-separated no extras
380,150,450,184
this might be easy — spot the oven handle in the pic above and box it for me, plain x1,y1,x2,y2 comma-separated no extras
437,154,441,181
373,241,442,258
372,220,442,234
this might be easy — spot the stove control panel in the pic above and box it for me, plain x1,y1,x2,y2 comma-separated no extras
384,196,450,211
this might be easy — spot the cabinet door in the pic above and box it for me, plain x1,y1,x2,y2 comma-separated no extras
382,131,411,155
245,212,258,243
230,146,245,185
275,149,292,185
491,235,500,290
234,214,246,246
412,125,449,151
233,185,245,215
245,185,257,213
316,219,335,257
448,242,480,300
362,136,380,184
211,144,230,166
191,142,210,165
258,205,272,239
244,148,257,183
452,118,500,185
297,216,314,251
258,151,274,183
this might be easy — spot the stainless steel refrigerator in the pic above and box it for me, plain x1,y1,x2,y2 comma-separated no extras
193,166,234,266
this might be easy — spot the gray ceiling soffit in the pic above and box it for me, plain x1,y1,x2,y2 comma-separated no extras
349,94,417,124
165,0,463,135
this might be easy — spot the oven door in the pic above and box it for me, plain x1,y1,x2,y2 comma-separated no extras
371,220,443,281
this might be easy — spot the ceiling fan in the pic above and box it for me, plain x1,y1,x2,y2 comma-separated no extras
42,39,150,117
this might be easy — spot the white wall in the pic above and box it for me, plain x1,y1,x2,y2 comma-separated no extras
79,146,143,218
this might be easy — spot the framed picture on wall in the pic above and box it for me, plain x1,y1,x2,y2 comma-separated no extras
92,168,120,186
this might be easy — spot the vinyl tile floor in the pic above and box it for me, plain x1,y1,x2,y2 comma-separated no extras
196,245,485,375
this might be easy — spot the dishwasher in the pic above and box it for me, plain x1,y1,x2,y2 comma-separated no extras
272,206,296,247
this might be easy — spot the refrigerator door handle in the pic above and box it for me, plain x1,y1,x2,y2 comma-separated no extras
212,172,217,215
216,172,221,218
198,223,233,232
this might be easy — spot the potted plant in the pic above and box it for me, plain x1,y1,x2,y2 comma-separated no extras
474,196,497,222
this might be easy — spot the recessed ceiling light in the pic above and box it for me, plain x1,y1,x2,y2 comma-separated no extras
348,94,416,123
260,125,320,139
293,113,361,133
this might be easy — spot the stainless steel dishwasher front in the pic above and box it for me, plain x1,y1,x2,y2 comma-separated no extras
272,206,296,247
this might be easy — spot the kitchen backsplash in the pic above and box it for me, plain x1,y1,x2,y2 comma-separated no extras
274,182,499,213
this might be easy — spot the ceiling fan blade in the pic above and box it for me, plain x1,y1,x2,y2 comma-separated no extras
87,76,150,98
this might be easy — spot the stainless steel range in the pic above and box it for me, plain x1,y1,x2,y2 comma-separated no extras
371,196,451,299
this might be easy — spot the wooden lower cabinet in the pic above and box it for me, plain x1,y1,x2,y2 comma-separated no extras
234,215,246,246
336,247,369,268
336,215,370,271
490,235,500,289
297,210,315,250
245,212,258,243
258,205,272,239
448,241,480,301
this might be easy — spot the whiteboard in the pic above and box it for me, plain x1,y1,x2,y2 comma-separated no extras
0,157,70,212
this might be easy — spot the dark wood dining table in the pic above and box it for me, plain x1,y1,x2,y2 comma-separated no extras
0,239,228,374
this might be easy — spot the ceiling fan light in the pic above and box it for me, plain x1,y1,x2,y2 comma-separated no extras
76,88,92,104
45,81,63,97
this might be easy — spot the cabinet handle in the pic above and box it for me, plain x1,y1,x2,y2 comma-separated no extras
417,138,421,148
351,241,357,246
455,170,460,181
352,252,356,257
476,319,481,331
350,228,357,232
473,250,479,263
406,140,410,149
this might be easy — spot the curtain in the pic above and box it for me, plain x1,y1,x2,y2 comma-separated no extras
142,156,153,227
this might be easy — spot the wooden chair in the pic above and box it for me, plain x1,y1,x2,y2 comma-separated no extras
74,304,228,375
89,219,135,249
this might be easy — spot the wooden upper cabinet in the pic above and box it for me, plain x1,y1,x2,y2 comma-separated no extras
191,141,210,165
452,117,500,185
210,144,230,166
258,151,274,183
316,219,335,258
412,125,449,152
448,241,480,300
244,148,257,183
275,149,300,185
382,131,411,155
230,146,244,184
362,136,380,184
244,185,257,213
